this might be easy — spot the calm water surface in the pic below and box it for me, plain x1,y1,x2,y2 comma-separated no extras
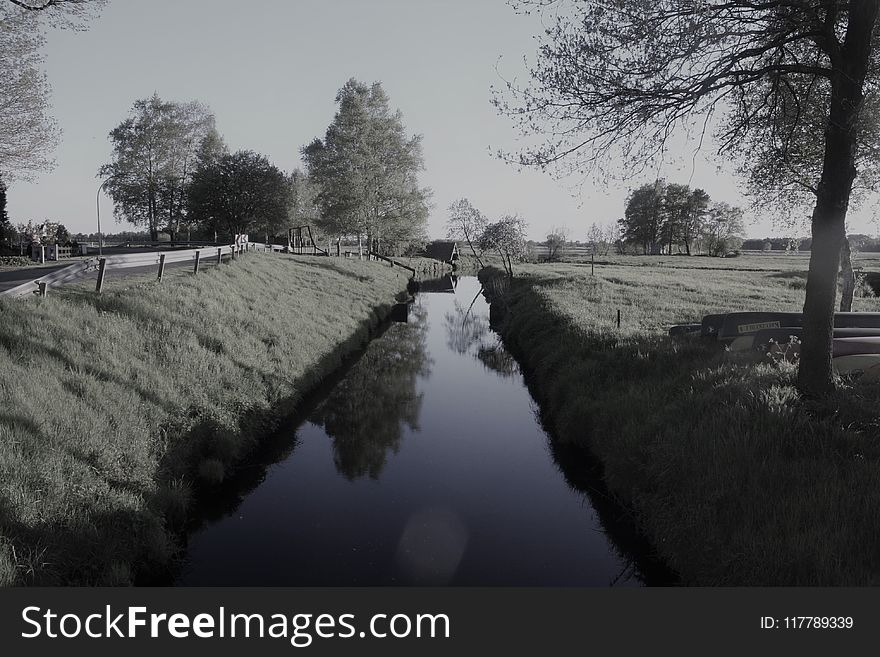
177,276,645,585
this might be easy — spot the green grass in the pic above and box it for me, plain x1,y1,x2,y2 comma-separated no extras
0,253,410,585
482,256,880,585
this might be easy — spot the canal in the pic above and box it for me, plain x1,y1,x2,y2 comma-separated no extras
177,275,650,586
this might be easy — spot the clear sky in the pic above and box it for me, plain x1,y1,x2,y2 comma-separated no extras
6,0,879,240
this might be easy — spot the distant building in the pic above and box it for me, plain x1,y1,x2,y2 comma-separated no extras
424,240,459,263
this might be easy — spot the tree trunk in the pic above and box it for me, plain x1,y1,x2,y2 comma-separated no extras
464,228,484,269
839,238,855,312
357,234,363,260
336,238,341,257
798,1,880,398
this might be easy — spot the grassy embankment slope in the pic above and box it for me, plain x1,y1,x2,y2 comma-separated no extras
483,254,880,585
0,254,410,585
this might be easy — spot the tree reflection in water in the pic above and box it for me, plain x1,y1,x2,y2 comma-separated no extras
443,287,519,378
476,343,518,377
309,304,432,481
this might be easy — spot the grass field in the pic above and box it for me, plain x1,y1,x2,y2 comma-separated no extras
0,253,410,585
482,253,880,585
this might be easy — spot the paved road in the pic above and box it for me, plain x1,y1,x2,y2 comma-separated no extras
0,262,72,293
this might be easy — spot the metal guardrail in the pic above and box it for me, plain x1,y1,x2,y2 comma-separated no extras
121,240,222,248
0,241,416,299
1,244,241,298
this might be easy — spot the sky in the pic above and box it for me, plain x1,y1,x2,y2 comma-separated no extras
6,0,879,240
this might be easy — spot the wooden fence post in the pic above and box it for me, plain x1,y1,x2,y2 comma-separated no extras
617,308,621,329
216,248,222,265
96,258,107,293
157,254,166,281
194,250,201,275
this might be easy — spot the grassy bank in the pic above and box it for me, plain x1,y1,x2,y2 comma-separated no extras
0,254,409,585
482,258,880,585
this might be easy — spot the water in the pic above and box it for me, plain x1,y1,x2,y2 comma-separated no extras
177,276,648,586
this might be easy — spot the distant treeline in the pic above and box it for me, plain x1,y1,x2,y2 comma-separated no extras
742,235,880,252
617,180,745,256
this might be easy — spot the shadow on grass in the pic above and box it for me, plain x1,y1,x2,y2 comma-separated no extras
0,413,165,586
305,258,383,283
0,330,170,410
54,278,302,398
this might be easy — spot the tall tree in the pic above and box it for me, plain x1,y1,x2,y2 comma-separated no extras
187,150,288,239
303,79,430,258
99,95,219,240
586,221,615,256
0,173,8,226
0,13,59,179
286,168,324,246
446,198,488,267
161,102,222,240
287,169,317,226
660,183,691,255
704,202,746,257
3,0,105,26
497,0,880,397
479,214,528,277
620,182,665,254
0,172,10,248
0,0,105,179
682,189,711,256
546,225,569,261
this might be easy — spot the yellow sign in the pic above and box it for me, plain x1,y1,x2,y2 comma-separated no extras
737,321,781,334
